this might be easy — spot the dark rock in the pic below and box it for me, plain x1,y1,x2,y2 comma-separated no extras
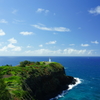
24,71,76,100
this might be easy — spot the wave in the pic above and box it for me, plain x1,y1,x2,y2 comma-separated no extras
49,77,82,100
68,77,82,90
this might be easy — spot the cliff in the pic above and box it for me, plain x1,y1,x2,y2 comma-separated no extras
0,61,76,100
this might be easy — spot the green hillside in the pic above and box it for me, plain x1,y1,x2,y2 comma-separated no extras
0,61,75,100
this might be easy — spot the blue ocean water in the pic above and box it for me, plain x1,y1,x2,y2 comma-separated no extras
0,56,100,100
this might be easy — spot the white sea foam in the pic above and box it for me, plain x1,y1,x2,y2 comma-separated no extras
49,77,82,100
68,77,82,90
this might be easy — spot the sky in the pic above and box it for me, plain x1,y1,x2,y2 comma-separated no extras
0,0,100,56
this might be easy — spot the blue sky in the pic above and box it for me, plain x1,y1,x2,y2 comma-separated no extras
0,0,100,56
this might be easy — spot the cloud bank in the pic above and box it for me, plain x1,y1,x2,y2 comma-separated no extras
24,48,93,56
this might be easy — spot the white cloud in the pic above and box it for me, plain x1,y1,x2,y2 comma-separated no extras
24,48,93,56
39,44,43,47
54,27,70,32
63,48,88,54
88,50,93,55
0,19,8,23
0,43,21,52
20,32,34,35
0,29,6,36
0,46,8,51
32,24,70,32
89,6,100,15
81,44,90,47
33,24,51,31
12,9,18,14
0,38,21,53
36,8,49,13
8,44,15,48
91,40,99,44
12,46,21,51
25,49,57,55
46,41,56,44
7,44,21,51
36,8,44,13
8,38,17,44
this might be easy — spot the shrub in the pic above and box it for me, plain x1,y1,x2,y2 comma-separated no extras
36,61,40,65
20,60,31,67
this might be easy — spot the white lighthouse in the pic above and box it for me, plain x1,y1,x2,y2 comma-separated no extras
49,58,51,62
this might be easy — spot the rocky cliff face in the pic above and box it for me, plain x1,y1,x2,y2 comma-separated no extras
0,62,76,100
22,63,76,100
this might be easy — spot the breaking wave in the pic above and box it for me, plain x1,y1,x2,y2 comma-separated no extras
49,77,82,100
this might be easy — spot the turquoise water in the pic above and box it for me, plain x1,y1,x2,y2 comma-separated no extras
0,56,100,100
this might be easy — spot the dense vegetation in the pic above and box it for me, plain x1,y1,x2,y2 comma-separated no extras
0,60,75,100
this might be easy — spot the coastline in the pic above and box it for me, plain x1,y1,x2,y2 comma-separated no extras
0,60,81,100
49,77,81,100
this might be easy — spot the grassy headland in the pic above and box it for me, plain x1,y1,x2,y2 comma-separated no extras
0,60,75,100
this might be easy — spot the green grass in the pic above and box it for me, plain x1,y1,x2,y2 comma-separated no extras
0,60,64,100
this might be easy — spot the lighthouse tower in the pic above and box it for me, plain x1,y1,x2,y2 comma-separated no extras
49,58,51,62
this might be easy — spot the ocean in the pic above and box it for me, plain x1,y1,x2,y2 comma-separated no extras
0,56,100,100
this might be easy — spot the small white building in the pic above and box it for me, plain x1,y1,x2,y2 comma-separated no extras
49,58,51,62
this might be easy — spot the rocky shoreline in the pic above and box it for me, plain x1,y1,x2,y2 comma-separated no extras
46,78,77,100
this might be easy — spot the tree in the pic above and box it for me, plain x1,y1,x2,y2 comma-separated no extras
36,61,40,65
43,62,45,65
20,60,31,67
